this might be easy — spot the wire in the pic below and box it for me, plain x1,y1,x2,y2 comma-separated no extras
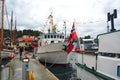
66,19,105,25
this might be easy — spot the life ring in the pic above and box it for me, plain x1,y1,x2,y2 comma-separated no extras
28,71,34,80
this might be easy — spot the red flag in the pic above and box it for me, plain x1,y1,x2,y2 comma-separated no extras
71,22,77,39
71,31,77,40
66,40,74,54
65,22,78,54
68,22,78,41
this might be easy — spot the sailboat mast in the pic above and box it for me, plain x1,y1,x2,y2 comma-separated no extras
0,0,5,50
10,11,13,45
13,18,17,45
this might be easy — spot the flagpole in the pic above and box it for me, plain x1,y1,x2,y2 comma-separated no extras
74,20,81,53
74,19,84,64
74,20,85,80
64,21,66,39
74,20,81,62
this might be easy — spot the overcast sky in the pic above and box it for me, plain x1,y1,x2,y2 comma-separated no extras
0,0,120,38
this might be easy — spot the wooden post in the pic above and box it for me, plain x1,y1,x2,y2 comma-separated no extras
0,0,5,62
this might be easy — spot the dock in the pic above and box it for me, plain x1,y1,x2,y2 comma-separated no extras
0,54,59,80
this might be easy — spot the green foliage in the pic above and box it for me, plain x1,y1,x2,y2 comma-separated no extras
17,30,23,37
17,29,42,37
2,29,42,38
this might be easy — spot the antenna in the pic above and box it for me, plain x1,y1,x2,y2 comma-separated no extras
107,9,117,32
114,9,117,18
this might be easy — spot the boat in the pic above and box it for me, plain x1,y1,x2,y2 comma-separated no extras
36,12,68,64
80,38,98,52
76,9,120,80
0,0,17,60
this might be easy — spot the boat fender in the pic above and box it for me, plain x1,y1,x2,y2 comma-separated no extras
9,53,14,60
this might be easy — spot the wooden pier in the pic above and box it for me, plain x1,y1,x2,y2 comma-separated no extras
0,54,59,80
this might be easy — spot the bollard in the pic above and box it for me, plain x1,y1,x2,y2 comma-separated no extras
27,69,34,80
22,58,29,80
28,71,34,80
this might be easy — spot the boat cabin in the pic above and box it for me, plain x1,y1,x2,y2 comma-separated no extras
80,39,98,51
38,33,65,46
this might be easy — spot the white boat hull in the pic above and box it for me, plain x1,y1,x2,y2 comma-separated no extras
0,49,14,59
36,42,68,64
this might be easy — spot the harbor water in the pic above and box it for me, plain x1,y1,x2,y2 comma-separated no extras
41,52,78,80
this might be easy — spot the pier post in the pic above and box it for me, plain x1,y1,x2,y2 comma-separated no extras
22,58,29,80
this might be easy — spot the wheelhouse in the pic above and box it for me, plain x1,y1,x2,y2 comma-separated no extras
38,33,65,46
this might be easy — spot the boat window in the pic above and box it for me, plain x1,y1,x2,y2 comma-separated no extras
117,65,120,77
60,35,62,39
118,54,120,58
48,35,50,38
51,41,54,43
84,41,93,50
45,35,47,39
51,35,53,38
62,35,64,39
54,35,56,38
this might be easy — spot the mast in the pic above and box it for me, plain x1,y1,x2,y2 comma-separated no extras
0,0,5,50
10,10,13,45
13,18,17,45
48,10,56,33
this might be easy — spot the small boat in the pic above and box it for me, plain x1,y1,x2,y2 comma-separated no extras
1,49,15,59
36,12,68,64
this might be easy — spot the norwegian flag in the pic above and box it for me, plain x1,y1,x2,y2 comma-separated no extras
70,22,78,40
65,39,74,54
64,22,78,54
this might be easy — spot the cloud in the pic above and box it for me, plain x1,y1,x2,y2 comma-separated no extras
0,0,120,38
